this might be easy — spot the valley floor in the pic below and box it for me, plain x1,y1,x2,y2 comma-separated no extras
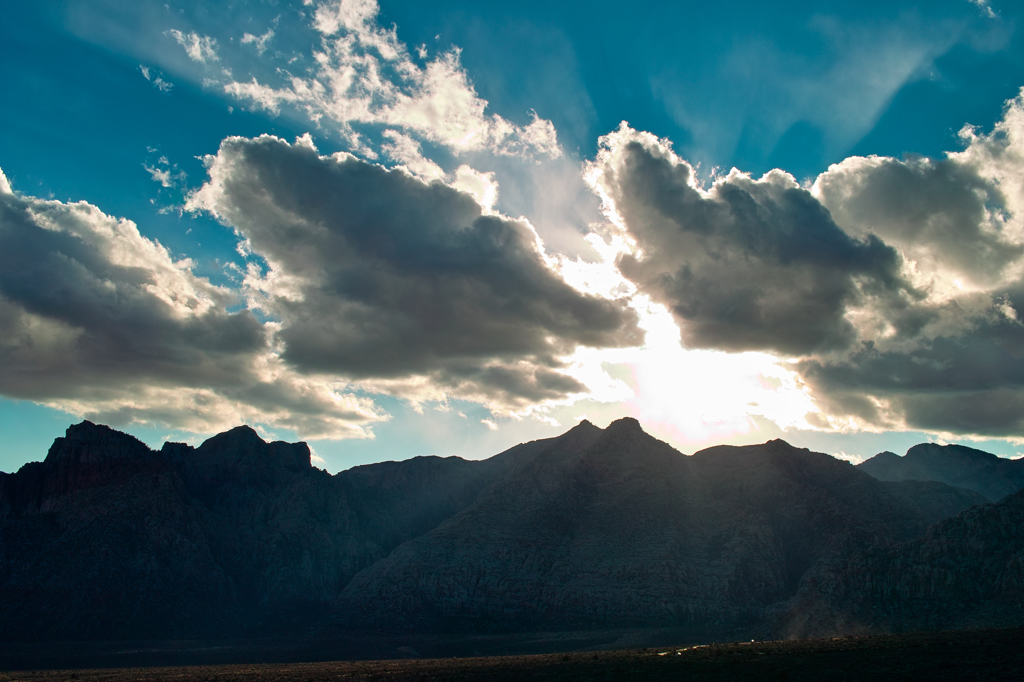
1,627,1022,681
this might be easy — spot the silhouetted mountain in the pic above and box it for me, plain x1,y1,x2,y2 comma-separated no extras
0,421,499,641
334,420,984,639
779,486,1024,637
0,419,1007,644
857,443,1024,502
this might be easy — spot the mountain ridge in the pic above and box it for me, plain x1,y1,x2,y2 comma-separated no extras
857,442,1024,502
332,420,988,637
0,418,1017,643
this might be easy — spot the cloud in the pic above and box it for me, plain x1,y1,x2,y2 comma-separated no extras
139,64,173,92
187,134,641,413
796,314,1024,436
380,130,446,182
240,28,275,56
144,159,187,190
796,89,1024,436
585,124,911,357
814,154,1021,289
587,90,1024,439
968,0,998,19
168,29,219,63
0,170,382,439
144,165,173,187
379,132,499,211
222,0,560,161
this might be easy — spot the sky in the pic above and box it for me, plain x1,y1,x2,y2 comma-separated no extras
3,0,1024,472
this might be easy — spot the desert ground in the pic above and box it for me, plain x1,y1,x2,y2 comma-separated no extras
2,627,1022,682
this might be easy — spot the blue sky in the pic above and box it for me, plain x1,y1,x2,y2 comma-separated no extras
2,0,1024,472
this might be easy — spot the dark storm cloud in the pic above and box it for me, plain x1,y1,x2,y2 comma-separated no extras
797,296,1024,436
190,135,641,406
0,175,382,438
0,190,265,397
587,126,911,357
436,362,588,405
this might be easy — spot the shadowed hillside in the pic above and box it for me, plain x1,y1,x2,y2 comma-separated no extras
778,486,1024,637
334,419,984,639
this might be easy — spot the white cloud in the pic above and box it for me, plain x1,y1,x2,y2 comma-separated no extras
222,77,300,116
450,165,499,214
139,64,173,92
380,130,445,181
168,29,219,63
145,165,173,187
144,162,187,189
241,28,275,56
379,131,500,211
222,0,561,161
968,0,997,19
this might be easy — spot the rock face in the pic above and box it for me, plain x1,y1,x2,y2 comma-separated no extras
857,443,1024,502
0,418,1010,643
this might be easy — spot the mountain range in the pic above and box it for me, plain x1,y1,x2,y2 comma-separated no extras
0,418,1021,644
857,443,1024,502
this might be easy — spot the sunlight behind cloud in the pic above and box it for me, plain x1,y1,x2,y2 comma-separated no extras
555,228,818,447
621,299,818,445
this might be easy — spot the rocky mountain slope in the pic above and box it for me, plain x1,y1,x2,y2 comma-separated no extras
0,419,1007,643
857,443,1024,502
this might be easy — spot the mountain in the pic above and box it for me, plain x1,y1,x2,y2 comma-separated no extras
780,486,1024,637
857,443,1024,502
334,419,984,639
0,421,500,641
876,480,988,526
0,418,1002,644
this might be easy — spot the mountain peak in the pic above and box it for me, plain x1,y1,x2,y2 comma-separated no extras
44,421,152,465
224,424,263,439
566,419,600,435
65,420,119,440
606,416,643,432
197,424,266,452
906,442,995,461
858,442,1024,502
193,424,311,474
